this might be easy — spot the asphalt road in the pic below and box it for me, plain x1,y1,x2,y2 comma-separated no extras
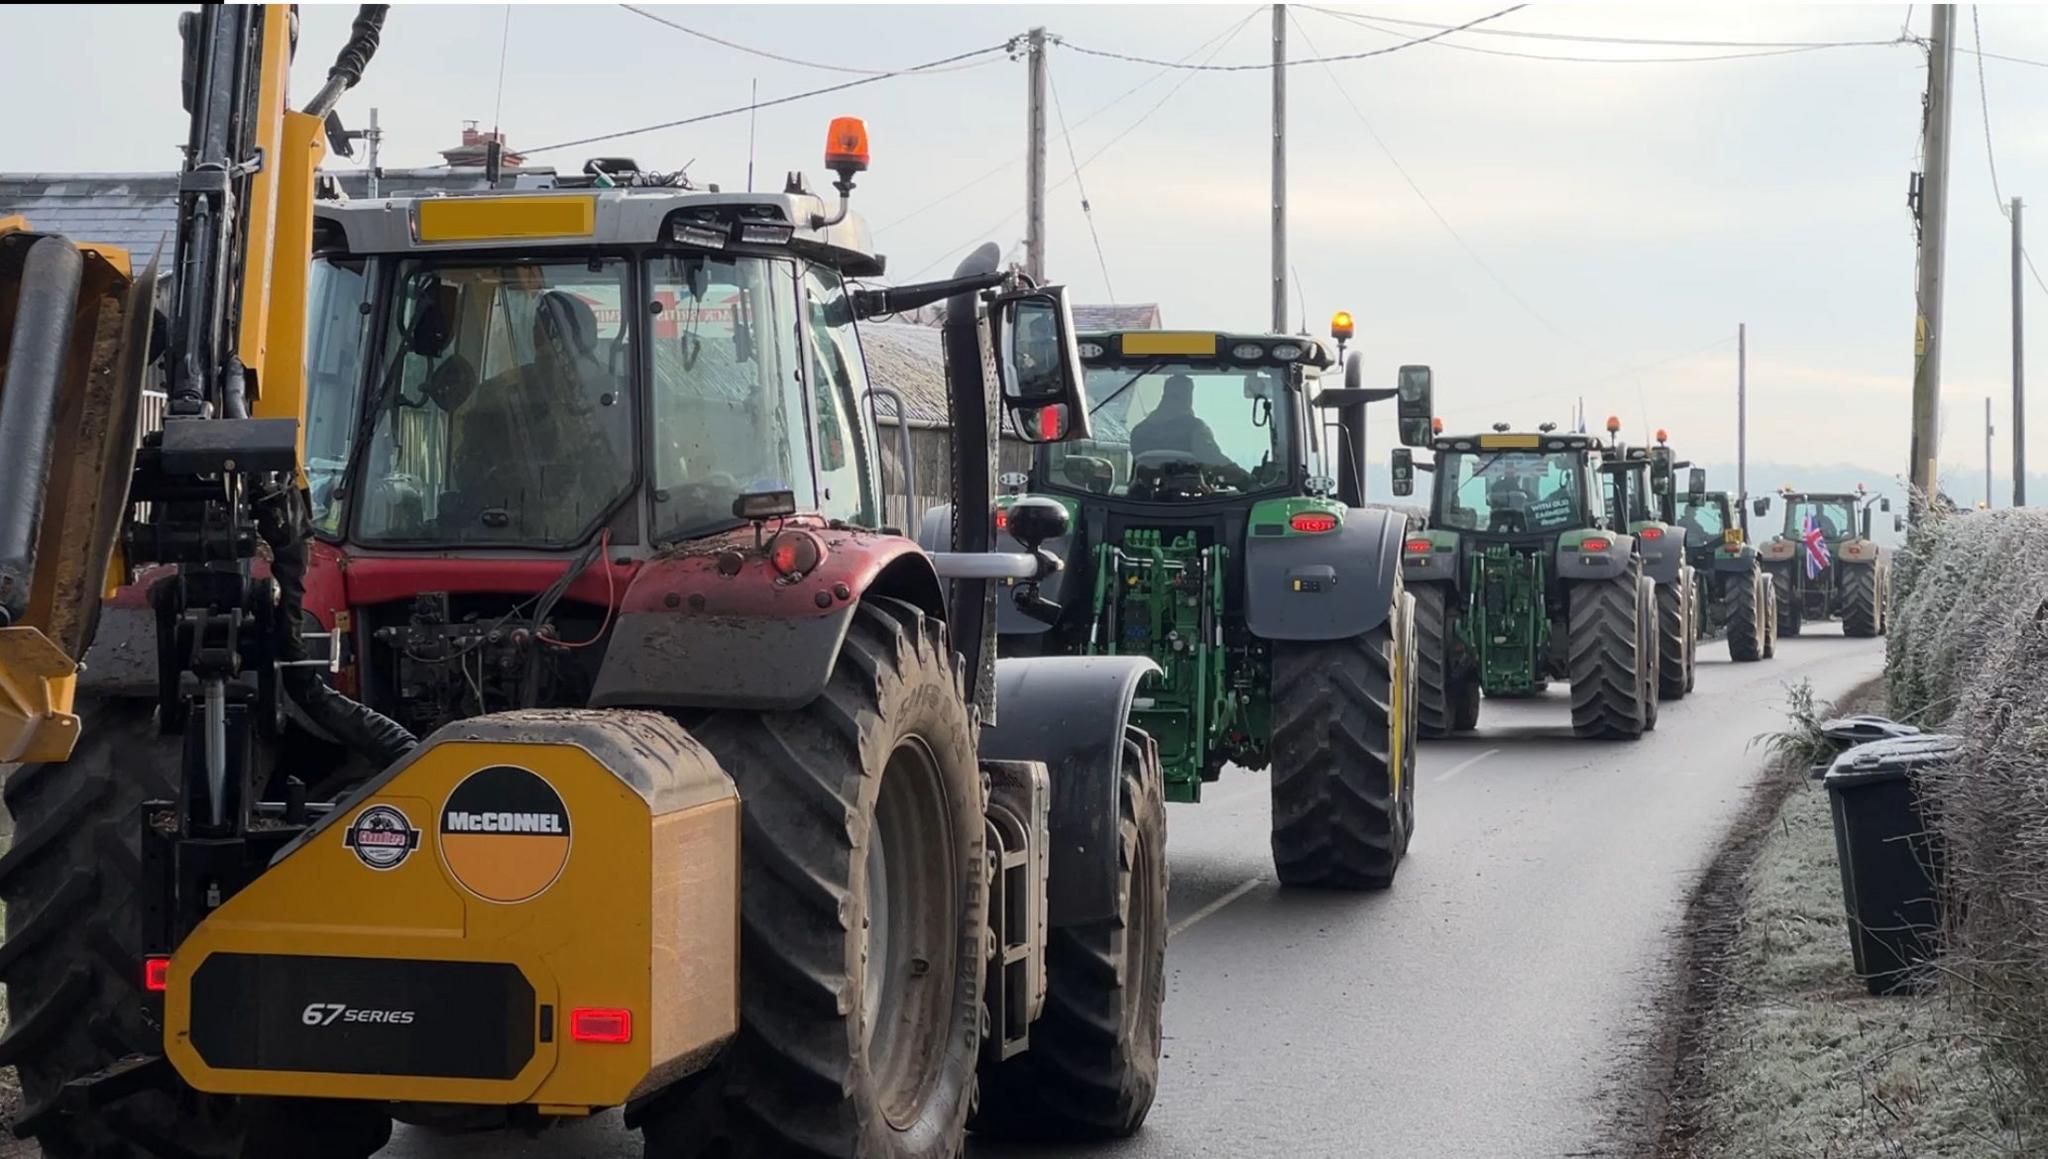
384,626,1884,1159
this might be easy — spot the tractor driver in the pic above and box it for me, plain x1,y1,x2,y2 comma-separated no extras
1130,374,1228,465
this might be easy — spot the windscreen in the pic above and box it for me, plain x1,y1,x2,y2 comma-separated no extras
1677,496,1730,548
1436,450,1587,535
354,258,635,546
1783,497,1858,540
1047,362,1291,500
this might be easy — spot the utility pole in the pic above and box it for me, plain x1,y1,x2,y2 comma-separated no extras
2014,196,2027,505
363,107,381,199
1738,322,1747,524
1270,4,1287,333
1025,27,1047,283
1909,5,1957,513
1986,396,1996,507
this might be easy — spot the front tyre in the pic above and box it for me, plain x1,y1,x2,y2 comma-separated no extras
1411,583,1472,737
1655,582,1689,700
1269,594,1414,889
1726,568,1765,662
641,598,985,1159
974,730,1166,1140
1567,575,1648,740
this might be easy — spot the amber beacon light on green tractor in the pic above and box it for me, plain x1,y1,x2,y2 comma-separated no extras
0,6,1185,1159
924,314,1436,890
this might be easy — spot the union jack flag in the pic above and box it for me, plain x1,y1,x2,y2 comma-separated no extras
1802,515,1831,579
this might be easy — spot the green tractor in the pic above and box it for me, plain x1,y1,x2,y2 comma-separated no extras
925,325,1433,889
1674,479,1778,661
1754,486,1897,637
1596,430,1698,700
1391,422,1660,740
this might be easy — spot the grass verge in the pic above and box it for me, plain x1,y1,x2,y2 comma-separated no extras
1649,677,2035,1157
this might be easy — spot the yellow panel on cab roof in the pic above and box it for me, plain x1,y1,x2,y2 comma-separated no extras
416,195,598,243
1478,433,1541,449
1119,331,1219,357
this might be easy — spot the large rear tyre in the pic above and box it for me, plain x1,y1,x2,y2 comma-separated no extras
974,730,1166,1140
640,598,985,1159
1654,582,1689,700
1725,569,1765,662
1411,583,1471,737
1269,595,1415,889
1772,569,1803,636
1840,563,1881,638
0,704,389,1159
1567,575,1648,740
1762,582,1779,657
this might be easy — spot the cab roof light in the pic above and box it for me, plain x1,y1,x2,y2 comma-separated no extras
824,116,871,177
1330,311,1355,341
570,1008,633,1044
1605,416,1622,434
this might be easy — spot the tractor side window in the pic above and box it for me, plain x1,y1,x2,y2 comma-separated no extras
1049,363,1291,501
647,255,816,541
1440,451,1584,534
355,258,636,546
801,267,876,526
1678,498,1726,547
306,256,370,533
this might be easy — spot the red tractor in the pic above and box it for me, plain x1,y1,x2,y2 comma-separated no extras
0,9,1167,1155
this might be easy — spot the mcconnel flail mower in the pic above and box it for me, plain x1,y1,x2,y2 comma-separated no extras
1391,419,1660,741
1675,479,1777,661
0,8,1173,1156
1754,485,1896,637
924,316,1432,890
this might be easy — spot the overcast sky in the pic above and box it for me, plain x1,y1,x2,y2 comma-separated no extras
8,3,2047,499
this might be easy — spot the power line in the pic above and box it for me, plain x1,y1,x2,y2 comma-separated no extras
1307,8,1908,51
1048,63,1116,303
522,41,1011,156
1972,6,2008,213
898,11,1259,282
1288,9,1608,364
1058,5,1525,72
1305,7,1905,64
617,5,1000,76
871,7,1262,237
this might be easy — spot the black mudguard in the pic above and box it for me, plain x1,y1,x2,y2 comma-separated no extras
917,503,1075,636
980,654,1158,927
1243,506,1403,641
590,606,856,712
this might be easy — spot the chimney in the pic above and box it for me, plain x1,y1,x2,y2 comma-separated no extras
442,120,525,169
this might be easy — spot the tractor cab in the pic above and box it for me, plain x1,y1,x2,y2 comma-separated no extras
1764,487,1894,544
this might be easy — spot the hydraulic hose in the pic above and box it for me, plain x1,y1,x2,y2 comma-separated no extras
303,5,388,118
255,485,416,767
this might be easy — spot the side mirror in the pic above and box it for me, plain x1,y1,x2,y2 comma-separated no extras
1880,496,1893,512
1649,445,1674,489
995,286,1089,443
1391,448,1414,497
1752,496,1769,518
1004,495,1069,552
1687,467,1707,503
1396,365,1434,448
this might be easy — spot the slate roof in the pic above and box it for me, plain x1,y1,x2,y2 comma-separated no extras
1071,303,1161,331
859,321,948,427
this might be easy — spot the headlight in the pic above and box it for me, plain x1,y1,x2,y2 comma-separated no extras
1270,342,1303,361
1077,341,1105,359
1231,342,1266,361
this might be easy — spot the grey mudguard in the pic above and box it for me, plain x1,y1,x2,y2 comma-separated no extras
1631,527,1685,584
918,502,1074,635
1244,506,1404,641
1554,533,1638,581
1712,544,1761,574
589,607,855,711
981,654,1158,927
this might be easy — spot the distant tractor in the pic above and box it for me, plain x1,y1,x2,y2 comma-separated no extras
1755,486,1897,637
926,319,1434,889
1596,427,1697,699
1675,481,1777,661
1392,421,1660,740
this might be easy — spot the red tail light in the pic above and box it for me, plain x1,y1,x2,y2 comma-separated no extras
767,531,825,578
1638,526,1664,540
1290,513,1338,533
995,508,1008,531
1404,538,1432,554
1581,537,1611,552
145,956,170,993
570,1008,633,1044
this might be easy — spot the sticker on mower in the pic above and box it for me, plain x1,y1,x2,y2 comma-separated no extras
438,766,573,903
342,804,421,871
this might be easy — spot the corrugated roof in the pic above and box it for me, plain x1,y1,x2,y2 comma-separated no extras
0,168,557,255
1072,303,1161,331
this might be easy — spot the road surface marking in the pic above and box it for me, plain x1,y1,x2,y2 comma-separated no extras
1168,875,1264,940
1436,748,1501,784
